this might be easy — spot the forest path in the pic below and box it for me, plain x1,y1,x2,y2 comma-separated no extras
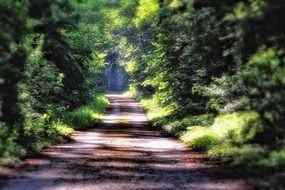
0,94,249,190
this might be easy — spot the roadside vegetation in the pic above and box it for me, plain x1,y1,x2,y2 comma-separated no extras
0,95,108,166
124,0,285,188
1,0,285,188
0,1,110,167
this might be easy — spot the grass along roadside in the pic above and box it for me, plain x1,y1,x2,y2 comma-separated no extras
0,95,109,168
140,96,285,187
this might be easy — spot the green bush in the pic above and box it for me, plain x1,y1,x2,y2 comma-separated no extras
164,120,186,136
163,114,214,137
151,116,171,128
182,114,214,127
141,97,174,121
23,115,75,153
257,148,285,169
191,134,218,151
211,112,261,141
174,112,260,152
67,95,109,129
243,48,285,142
209,143,268,167
0,95,109,167
139,96,175,128
0,125,26,166
180,126,218,151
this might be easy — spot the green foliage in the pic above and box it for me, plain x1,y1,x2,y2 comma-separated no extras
66,95,109,129
0,125,26,166
181,127,218,151
123,2,285,185
1,0,285,187
141,97,174,121
0,0,29,124
23,116,73,153
164,121,186,136
243,47,285,143
163,114,214,136
134,0,159,27
0,0,112,167
191,134,219,152
127,84,142,99
120,0,138,18
0,95,108,167
211,112,261,143
209,143,268,167
208,142,285,172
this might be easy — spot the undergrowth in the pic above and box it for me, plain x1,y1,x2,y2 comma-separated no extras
0,95,109,167
140,95,285,174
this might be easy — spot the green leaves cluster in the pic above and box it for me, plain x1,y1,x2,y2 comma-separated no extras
0,0,109,163
120,0,285,181
123,0,285,144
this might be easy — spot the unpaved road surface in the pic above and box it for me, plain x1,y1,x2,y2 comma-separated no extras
0,94,250,190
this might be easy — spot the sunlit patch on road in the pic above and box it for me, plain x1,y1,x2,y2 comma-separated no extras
101,94,148,125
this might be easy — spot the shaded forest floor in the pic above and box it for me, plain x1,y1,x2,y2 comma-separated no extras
0,94,251,190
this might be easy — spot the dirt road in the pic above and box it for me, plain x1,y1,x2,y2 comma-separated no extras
0,94,250,190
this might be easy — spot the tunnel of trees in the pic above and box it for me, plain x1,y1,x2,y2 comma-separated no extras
104,53,129,92
1,0,285,188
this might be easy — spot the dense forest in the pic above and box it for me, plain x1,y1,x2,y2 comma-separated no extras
0,0,110,165
1,0,285,188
